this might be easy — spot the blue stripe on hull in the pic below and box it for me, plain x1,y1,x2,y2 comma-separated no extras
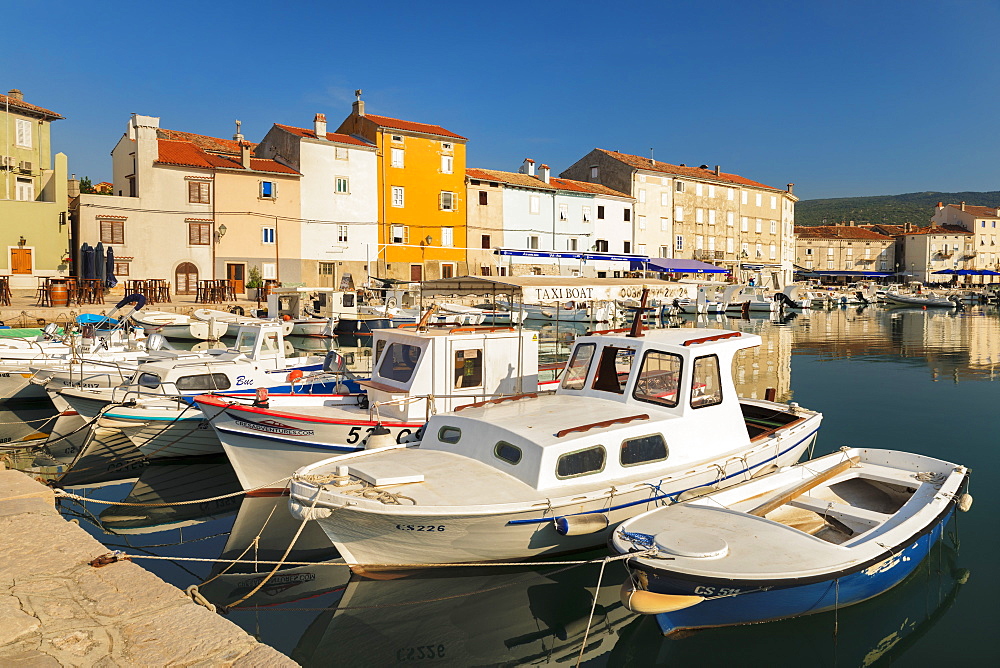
653,507,954,635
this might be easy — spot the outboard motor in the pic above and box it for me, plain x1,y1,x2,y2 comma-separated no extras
146,333,173,351
42,322,61,339
855,291,870,305
772,291,798,309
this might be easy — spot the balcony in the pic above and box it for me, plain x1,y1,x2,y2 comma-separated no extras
694,250,724,260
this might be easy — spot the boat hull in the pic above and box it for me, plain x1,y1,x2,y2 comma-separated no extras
645,504,956,635
297,425,819,573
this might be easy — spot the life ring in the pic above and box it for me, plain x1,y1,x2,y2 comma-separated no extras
386,297,398,309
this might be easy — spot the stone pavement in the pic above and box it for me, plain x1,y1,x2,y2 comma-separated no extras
0,466,296,667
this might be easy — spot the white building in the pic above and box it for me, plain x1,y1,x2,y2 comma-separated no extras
255,114,378,288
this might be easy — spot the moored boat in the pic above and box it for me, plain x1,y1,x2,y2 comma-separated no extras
610,447,971,635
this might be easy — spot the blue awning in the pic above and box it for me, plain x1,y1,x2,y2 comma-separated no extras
497,249,649,263
630,258,729,274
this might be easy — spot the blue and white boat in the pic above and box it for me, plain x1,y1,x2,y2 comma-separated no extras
611,447,971,635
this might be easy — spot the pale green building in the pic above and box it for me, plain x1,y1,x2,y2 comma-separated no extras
1,88,69,288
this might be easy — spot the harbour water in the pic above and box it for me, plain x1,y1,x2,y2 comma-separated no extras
5,305,998,666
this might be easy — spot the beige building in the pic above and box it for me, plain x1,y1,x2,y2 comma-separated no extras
465,170,506,276
1,89,69,288
896,224,973,284
931,202,1000,274
794,224,895,280
73,114,300,294
561,149,798,286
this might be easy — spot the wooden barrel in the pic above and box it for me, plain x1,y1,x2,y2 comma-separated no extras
48,281,69,307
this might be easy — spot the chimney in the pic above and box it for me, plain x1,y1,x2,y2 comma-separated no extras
314,113,327,139
714,165,721,176
961,201,966,211
6,89,23,101
849,220,855,226
240,140,251,169
538,164,550,183
520,158,535,176
352,89,365,117
905,222,913,232
937,201,944,209
232,119,244,142
787,183,794,195
67,175,80,199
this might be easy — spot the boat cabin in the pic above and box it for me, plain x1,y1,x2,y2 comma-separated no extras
267,287,358,320
417,328,807,491
358,326,539,422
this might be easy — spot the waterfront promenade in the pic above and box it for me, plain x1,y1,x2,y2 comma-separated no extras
0,465,296,666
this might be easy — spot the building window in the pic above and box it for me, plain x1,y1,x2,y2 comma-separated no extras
441,227,454,247
114,260,130,276
726,237,734,253
188,181,211,204
675,181,685,193
755,193,763,206
260,181,277,199
391,148,404,168
262,262,277,280
391,225,408,244
709,210,716,225
770,195,777,209
695,208,704,224
623,241,631,253
15,177,34,201
583,206,591,221
638,215,647,230
727,212,734,226
262,227,275,244
741,191,748,205
188,222,210,246
479,190,488,205
15,119,32,148
590,165,599,179
755,219,762,234
770,220,777,234
391,186,404,208
440,191,456,211
661,192,669,206
337,225,348,243
659,245,669,258
335,177,349,194
597,205,605,219
741,216,748,232
441,155,453,174
335,146,349,160
441,263,456,279
660,217,669,231
624,209,631,222
559,204,569,220
100,219,125,244
595,239,609,252
568,237,578,251
638,189,646,203
528,235,539,250
529,196,540,214
674,206,684,222
676,235,684,250
481,266,492,276
695,183,703,196
481,235,491,249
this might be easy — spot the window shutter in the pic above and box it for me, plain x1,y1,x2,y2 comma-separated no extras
114,222,124,244
189,224,199,245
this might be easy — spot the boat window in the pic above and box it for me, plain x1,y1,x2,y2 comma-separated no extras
377,342,422,383
621,434,668,466
691,355,723,408
374,340,387,366
137,373,160,389
235,330,256,354
632,351,682,408
557,445,606,478
494,441,522,465
342,293,355,308
591,347,635,394
561,343,595,390
454,348,483,388
438,426,461,444
262,332,280,353
175,373,232,391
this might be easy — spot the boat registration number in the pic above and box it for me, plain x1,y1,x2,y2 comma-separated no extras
395,524,445,532
693,585,742,597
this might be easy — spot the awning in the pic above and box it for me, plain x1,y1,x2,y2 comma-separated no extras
497,249,647,263
418,276,690,304
740,263,783,270
798,270,895,277
933,268,1000,276
629,258,729,274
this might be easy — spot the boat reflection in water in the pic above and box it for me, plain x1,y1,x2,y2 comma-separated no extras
611,538,968,667
292,556,637,666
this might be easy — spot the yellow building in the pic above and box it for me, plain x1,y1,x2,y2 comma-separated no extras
337,94,467,281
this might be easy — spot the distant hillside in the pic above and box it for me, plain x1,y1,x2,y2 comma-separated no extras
795,191,1000,227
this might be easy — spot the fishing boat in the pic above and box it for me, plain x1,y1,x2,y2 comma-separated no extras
131,310,229,341
193,308,295,336
196,324,550,493
265,287,355,337
610,447,971,635
883,292,957,308
287,324,822,576
724,286,779,313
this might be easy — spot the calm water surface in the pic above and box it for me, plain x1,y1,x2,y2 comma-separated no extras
26,306,999,666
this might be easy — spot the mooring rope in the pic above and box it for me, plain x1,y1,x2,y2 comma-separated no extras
53,474,292,507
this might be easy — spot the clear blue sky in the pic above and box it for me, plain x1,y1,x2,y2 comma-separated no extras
8,0,999,200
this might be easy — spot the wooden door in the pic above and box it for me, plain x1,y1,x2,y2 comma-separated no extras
226,263,245,294
175,262,198,295
10,248,31,274
410,264,423,282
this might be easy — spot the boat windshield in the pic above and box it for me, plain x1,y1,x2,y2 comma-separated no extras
691,355,723,408
377,342,422,383
561,343,595,390
632,351,682,407
591,347,634,394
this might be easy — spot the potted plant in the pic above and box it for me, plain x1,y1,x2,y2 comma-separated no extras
247,265,263,302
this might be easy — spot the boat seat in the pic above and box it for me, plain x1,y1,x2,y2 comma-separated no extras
787,496,890,529
852,463,922,489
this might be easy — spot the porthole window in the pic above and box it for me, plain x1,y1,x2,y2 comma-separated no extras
494,441,522,465
556,445,607,479
438,426,462,444
621,434,668,466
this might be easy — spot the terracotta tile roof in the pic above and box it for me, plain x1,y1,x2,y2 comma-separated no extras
274,124,373,147
859,223,907,235
156,139,299,175
590,149,782,191
366,113,466,140
156,128,252,154
900,224,972,236
467,168,631,198
0,91,63,120
794,225,894,241
947,204,1000,218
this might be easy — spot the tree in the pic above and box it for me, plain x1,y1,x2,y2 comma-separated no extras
80,176,95,194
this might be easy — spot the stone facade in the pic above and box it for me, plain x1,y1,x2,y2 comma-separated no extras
794,224,895,279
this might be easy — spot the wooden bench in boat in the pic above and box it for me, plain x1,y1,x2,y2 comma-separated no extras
787,496,891,529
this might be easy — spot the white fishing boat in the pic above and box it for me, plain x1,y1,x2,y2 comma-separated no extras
675,285,738,314
288,325,822,575
266,287,354,337
883,292,957,308
611,447,970,635
131,310,229,341
196,325,552,493
56,323,338,460
724,286,779,313
772,284,813,310
193,308,295,336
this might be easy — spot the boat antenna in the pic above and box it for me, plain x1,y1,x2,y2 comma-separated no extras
628,288,649,338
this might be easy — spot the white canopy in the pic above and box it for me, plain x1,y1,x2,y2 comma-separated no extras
418,276,691,304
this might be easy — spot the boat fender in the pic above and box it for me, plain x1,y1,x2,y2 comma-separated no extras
363,422,395,449
289,498,333,521
958,493,973,512
620,580,705,614
554,513,609,536
253,387,269,408
287,369,304,385
357,395,369,410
